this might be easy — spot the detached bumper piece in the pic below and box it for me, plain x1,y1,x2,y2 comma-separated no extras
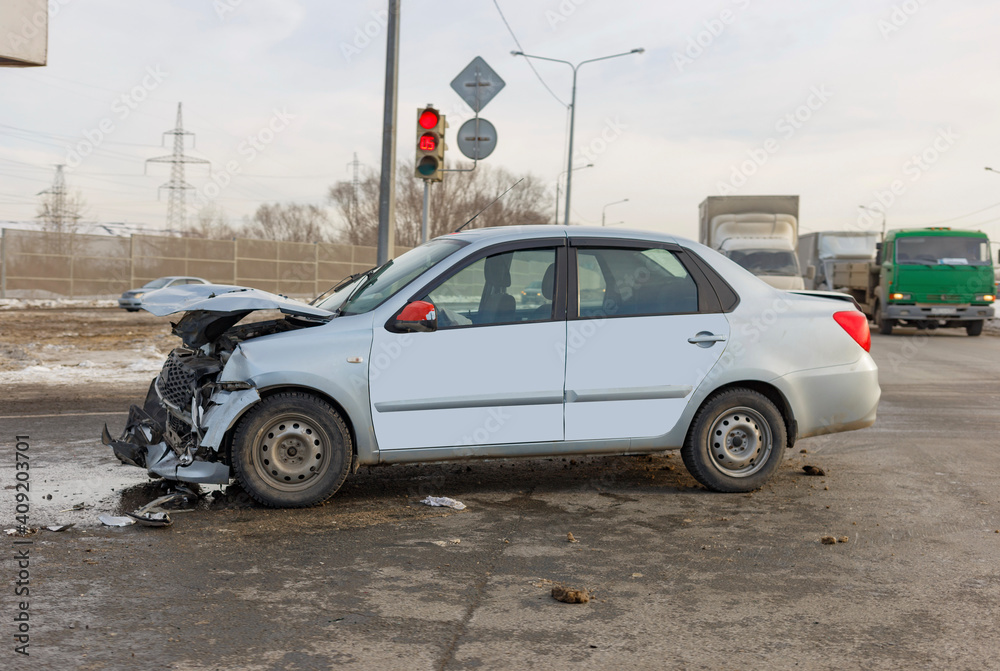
102,380,231,485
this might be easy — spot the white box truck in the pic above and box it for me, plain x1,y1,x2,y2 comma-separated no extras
698,195,804,290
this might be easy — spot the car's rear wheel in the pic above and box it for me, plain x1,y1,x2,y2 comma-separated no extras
966,320,984,336
681,388,787,492
231,392,351,508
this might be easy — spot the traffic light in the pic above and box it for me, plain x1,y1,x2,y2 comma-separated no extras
415,105,446,182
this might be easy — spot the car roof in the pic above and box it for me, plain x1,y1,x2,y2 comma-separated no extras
445,225,686,247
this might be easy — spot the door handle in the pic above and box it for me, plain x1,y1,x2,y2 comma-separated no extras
688,332,727,348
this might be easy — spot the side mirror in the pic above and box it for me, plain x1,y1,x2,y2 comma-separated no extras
389,300,437,333
806,265,816,280
875,242,884,266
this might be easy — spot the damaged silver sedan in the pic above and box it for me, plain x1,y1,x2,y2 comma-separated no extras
105,227,880,508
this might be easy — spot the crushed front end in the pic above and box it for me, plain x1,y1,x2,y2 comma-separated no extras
103,300,326,483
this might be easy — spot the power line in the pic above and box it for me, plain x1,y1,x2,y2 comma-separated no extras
491,0,568,108
918,200,1000,227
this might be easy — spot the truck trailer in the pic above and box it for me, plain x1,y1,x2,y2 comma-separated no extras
798,231,879,291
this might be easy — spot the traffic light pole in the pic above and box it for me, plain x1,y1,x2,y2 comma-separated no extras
421,180,430,243
376,0,401,266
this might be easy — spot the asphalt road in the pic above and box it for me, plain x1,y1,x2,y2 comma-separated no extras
2,324,999,670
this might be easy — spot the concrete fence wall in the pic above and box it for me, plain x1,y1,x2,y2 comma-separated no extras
0,229,405,299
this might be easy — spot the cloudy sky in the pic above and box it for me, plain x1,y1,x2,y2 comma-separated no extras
2,0,999,242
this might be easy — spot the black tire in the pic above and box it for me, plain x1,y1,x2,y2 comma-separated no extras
681,388,788,493
966,320,984,337
874,302,894,335
231,392,352,508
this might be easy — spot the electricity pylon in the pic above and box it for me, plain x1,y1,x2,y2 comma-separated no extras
146,103,209,229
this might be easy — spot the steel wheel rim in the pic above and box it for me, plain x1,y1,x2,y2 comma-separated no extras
250,413,330,492
707,406,772,478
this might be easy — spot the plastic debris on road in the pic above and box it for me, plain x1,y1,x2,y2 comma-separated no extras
45,524,75,532
420,496,466,510
125,511,172,527
98,514,135,527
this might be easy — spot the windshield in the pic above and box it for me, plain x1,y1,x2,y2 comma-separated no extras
727,250,801,277
338,238,466,316
312,275,368,313
142,278,172,289
896,236,990,266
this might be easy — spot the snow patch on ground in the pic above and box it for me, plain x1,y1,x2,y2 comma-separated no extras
0,298,118,310
0,348,165,386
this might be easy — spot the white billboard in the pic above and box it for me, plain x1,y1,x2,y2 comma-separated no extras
0,0,48,67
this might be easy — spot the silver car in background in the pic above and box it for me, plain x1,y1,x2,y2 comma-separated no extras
118,276,208,311
104,226,880,507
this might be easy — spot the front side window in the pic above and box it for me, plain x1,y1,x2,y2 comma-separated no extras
336,238,465,315
424,248,557,328
577,247,698,318
895,236,990,266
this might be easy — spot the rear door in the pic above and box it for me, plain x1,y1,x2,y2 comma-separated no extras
564,240,731,441
369,241,568,450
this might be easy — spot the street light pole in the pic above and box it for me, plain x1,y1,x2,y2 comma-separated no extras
859,205,886,241
512,48,643,227
376,0,401,266
602,198,629,226
555,163,593,224
986,166,1000,176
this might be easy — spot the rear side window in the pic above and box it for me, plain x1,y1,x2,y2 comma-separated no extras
576,247,698,318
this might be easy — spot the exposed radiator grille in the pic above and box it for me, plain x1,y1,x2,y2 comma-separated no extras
156,350,198,408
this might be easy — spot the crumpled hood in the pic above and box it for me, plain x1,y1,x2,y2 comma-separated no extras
138,284,333,320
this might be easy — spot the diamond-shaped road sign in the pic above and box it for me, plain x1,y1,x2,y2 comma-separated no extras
450,56,505,113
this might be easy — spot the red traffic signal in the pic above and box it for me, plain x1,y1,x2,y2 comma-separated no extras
415,106,446,182
419,133,437,151
418,109,439,130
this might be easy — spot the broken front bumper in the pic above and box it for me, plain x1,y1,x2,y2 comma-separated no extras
102,378,260,485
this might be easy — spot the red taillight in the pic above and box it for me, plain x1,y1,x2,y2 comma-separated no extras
833,311,871,352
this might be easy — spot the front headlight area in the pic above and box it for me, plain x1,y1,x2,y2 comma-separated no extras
154,347,233,465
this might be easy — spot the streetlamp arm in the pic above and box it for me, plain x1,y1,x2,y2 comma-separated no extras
578,48,645,69
511,51,573,69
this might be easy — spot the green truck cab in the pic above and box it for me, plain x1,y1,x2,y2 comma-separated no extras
869,228,995,336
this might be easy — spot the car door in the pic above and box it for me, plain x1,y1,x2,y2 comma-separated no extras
369,242,568,450
564,241,731,441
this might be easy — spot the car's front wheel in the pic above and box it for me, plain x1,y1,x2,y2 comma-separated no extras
681,388,788,492
874,301,894,335
231,392,352,508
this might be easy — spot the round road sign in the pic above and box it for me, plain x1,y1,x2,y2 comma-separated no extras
456,118,497,160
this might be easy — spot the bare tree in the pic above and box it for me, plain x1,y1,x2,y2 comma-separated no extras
329,161,552,248
242,203,334,243
181,203,237,239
